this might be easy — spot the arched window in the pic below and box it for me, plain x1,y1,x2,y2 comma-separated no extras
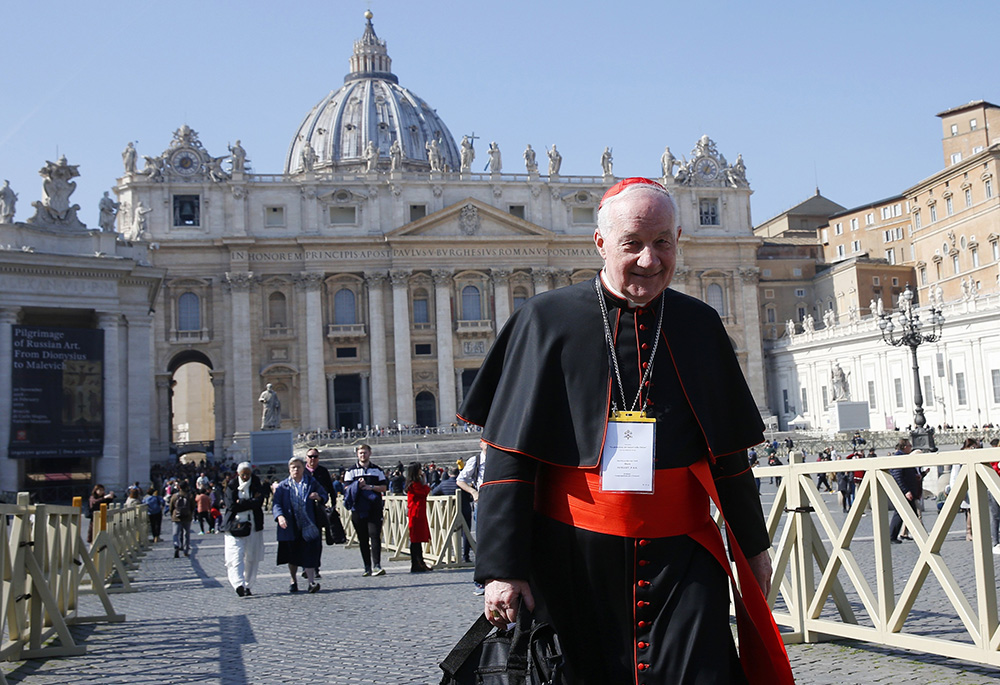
706,284,725,317
512,287,529,311
461,285,482,321
412,288,430,324
178,292,200,331
268,292,287,328
334,288,356,325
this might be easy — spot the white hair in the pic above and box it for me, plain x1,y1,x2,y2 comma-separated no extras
596,183,678,237
237,461,252,473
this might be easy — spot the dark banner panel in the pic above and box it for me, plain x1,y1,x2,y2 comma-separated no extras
9,325,105,459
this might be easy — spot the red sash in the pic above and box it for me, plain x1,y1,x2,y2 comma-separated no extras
534,461,795,684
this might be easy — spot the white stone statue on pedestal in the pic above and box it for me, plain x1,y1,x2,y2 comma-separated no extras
301,140,316,173
389,138,402,171
122,142,137,175
831,363,851,402
488,142,501,174
426,139,442,172
0,180,17,223
661,146,677,178
547,144,561,176
364,140,379,172
459,136,474,173
259,383,281,430
523,144,537,174
785,319,796,337
98,191,119,232
869,298,879,317
823,309,836,328
601,146,613,176
803,314,814,333
229,140,247,173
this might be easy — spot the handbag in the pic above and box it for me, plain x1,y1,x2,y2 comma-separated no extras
230,520,252,537
324,506,347,545
439,601,565,685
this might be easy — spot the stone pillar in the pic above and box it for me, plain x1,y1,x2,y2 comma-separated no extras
433,269,457,426
532,267,552,295
738,267,767,410
360,372,371,427
491,268,512,331
326,373,337,429
210,371,225,457
298,272,328,431
125,315,153,487
365,272,390,427
390,269,415,425
154,373,172,457
96,313,123,489
671,267,690,297
225,272,254,434
0,307,21,492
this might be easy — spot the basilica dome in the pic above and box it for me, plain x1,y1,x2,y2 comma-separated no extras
284,12,461,174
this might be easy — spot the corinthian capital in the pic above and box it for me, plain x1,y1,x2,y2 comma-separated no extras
295,272,325,291
432,269,453,287
490,268,511,286
224,271,254,292
390,269,411,287
364,271,388,289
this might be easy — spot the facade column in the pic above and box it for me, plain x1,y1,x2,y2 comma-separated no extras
326,373,337,429
671,267,691,298
154,373,172,459
125,314,153,488
532,267,552,295
210,371,225,458
365,272,390,427
298,272,328,431
96,313,123,489
433,270,457,426
491,268,512,331
738,267,767,411
0,307,21,492
360,372,371,427
390,269,415,425
552,268,572,289
225,272,254,435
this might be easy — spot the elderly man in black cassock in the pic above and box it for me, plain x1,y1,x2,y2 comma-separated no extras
458,178,793,684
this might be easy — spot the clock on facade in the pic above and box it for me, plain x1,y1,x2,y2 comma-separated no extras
694,157,720,180
170,149,201,176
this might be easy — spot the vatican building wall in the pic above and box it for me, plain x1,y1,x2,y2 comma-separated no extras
110,14,766,460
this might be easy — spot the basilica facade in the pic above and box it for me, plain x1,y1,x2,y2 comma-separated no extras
113,13,766,460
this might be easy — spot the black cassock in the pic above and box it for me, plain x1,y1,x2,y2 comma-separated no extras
459,279,774,685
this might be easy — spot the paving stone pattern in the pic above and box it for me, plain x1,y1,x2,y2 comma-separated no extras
3,494,999,684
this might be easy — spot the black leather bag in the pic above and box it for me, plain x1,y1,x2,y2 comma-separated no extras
324,506,347,545
230,520,252,538
439,602,564,685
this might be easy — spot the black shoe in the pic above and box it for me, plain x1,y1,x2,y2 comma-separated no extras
308,582,320,593
315,571,321,579
183,550,189,557
244,588,252,596
889,538,902,544
289,582,299,593
236,585,245,597
174,549,179,558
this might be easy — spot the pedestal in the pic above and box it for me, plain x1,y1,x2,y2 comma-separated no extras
831,401,870,432
250,430,293,465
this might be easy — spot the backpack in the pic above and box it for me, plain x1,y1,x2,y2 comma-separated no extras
174,493,192,518
145,495,162,516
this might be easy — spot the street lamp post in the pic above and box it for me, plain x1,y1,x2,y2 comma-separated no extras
877,284,945,451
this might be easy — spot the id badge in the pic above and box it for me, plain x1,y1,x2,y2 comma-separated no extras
600,411,655,493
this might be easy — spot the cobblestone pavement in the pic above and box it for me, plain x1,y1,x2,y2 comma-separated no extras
4,507,1000,684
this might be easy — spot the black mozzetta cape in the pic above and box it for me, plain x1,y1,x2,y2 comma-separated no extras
458,279,765,466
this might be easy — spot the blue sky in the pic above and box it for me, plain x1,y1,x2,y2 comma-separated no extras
1,0,996,227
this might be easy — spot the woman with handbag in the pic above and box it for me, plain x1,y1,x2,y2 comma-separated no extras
273,456,327,593
222,462,266,597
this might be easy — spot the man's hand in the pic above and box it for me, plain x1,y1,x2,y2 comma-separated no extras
277,515,288,529
747,550,772,598
484,579,534,628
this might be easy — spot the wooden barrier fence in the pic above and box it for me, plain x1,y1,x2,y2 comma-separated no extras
1,493,148,682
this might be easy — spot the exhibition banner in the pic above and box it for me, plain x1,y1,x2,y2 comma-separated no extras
8,325,105,459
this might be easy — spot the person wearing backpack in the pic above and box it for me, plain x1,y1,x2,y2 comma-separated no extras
142,487,165,542
169,480,195,558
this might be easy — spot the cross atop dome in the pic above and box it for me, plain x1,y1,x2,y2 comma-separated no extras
346,10,397,85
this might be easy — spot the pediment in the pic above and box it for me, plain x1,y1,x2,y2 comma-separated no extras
387,198,554,239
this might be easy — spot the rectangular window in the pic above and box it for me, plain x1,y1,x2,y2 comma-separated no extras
892,277,899,286
951,123,959,136
893,203,902,217
782,389,790,414
974,145,985,154
852,240,861,253
919,267,927,285
821,386,829,411
923,375,933,406
834,222,843,235
412,298,429,324
264,206,285,227
508,205,526,219
894,378,904,409
873,276,880,286
414,343,433,356
335,347,358,358
572,206,595,224
836,244,845,258
953,254,960,274
409,204,427,222
795,288,806,298
867,380,877,410
764,289,774,299
766,307,776,323
329,206,357,224
992,369,1000,403
762,268,772,277
956,372,968,405
913,210,921,229
885,249,896,264
987,179,994,199
972,247,980,267
699,199,720,225
946,197,954,215
800,387,808,413
951,153,962,165
970,118,978,131
797,306,806,321
993,241,1000,261
173,195,200,227
881,207,890,221
850,218,859,231
930,205,937,222
965,188,973,208
792,267,802,277
865,212,874,225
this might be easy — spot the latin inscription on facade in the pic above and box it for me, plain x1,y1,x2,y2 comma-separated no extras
230,246,596,263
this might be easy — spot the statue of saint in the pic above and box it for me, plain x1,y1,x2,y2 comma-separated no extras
390,138,403,171
727,153,748,187
364,140,379,172
426,139,442,172
823,309,836,329
122,142,137,175
831,364,851,402
142,155,163,182
0,180,17,224
300,140,316,173
229,140,247,173
803,314,814,333
98,191,119,232
207,156,230,183
488,142,502,174
601,146,613,176
523,144,537,173
785,319,796,337
460,136,475,172
133,201,152,237
869,298,879,317
661,146,677,178
259,383,281,430
547,144,561,176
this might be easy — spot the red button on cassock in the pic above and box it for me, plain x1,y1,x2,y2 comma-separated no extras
637,600,650,608
637,663,648,671
639,559,650,566
641,343,649,350
638,539,650,547
637,620,648,628
639,324,647,331
637,580,651,588
637,642,649,649
642,362,649,369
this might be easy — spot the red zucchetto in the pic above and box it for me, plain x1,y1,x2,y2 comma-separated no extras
598,177,666,209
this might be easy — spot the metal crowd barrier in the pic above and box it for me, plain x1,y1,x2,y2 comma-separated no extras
1,492,148,681
755,446,1000,668
335,493,474,568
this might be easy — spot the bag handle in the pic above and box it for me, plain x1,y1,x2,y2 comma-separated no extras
438,613,495,677
439,599,535,679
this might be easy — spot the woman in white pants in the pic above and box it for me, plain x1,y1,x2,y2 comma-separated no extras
222,462,266,596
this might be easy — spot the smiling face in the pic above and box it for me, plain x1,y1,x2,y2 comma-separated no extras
356,446,371,467
595,189,680,305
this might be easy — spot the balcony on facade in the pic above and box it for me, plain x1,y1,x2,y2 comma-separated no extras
455,319,494,338
327,323,367,342
169,328,210,344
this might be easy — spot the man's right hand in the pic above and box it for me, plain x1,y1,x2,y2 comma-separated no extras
484,579,534,628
